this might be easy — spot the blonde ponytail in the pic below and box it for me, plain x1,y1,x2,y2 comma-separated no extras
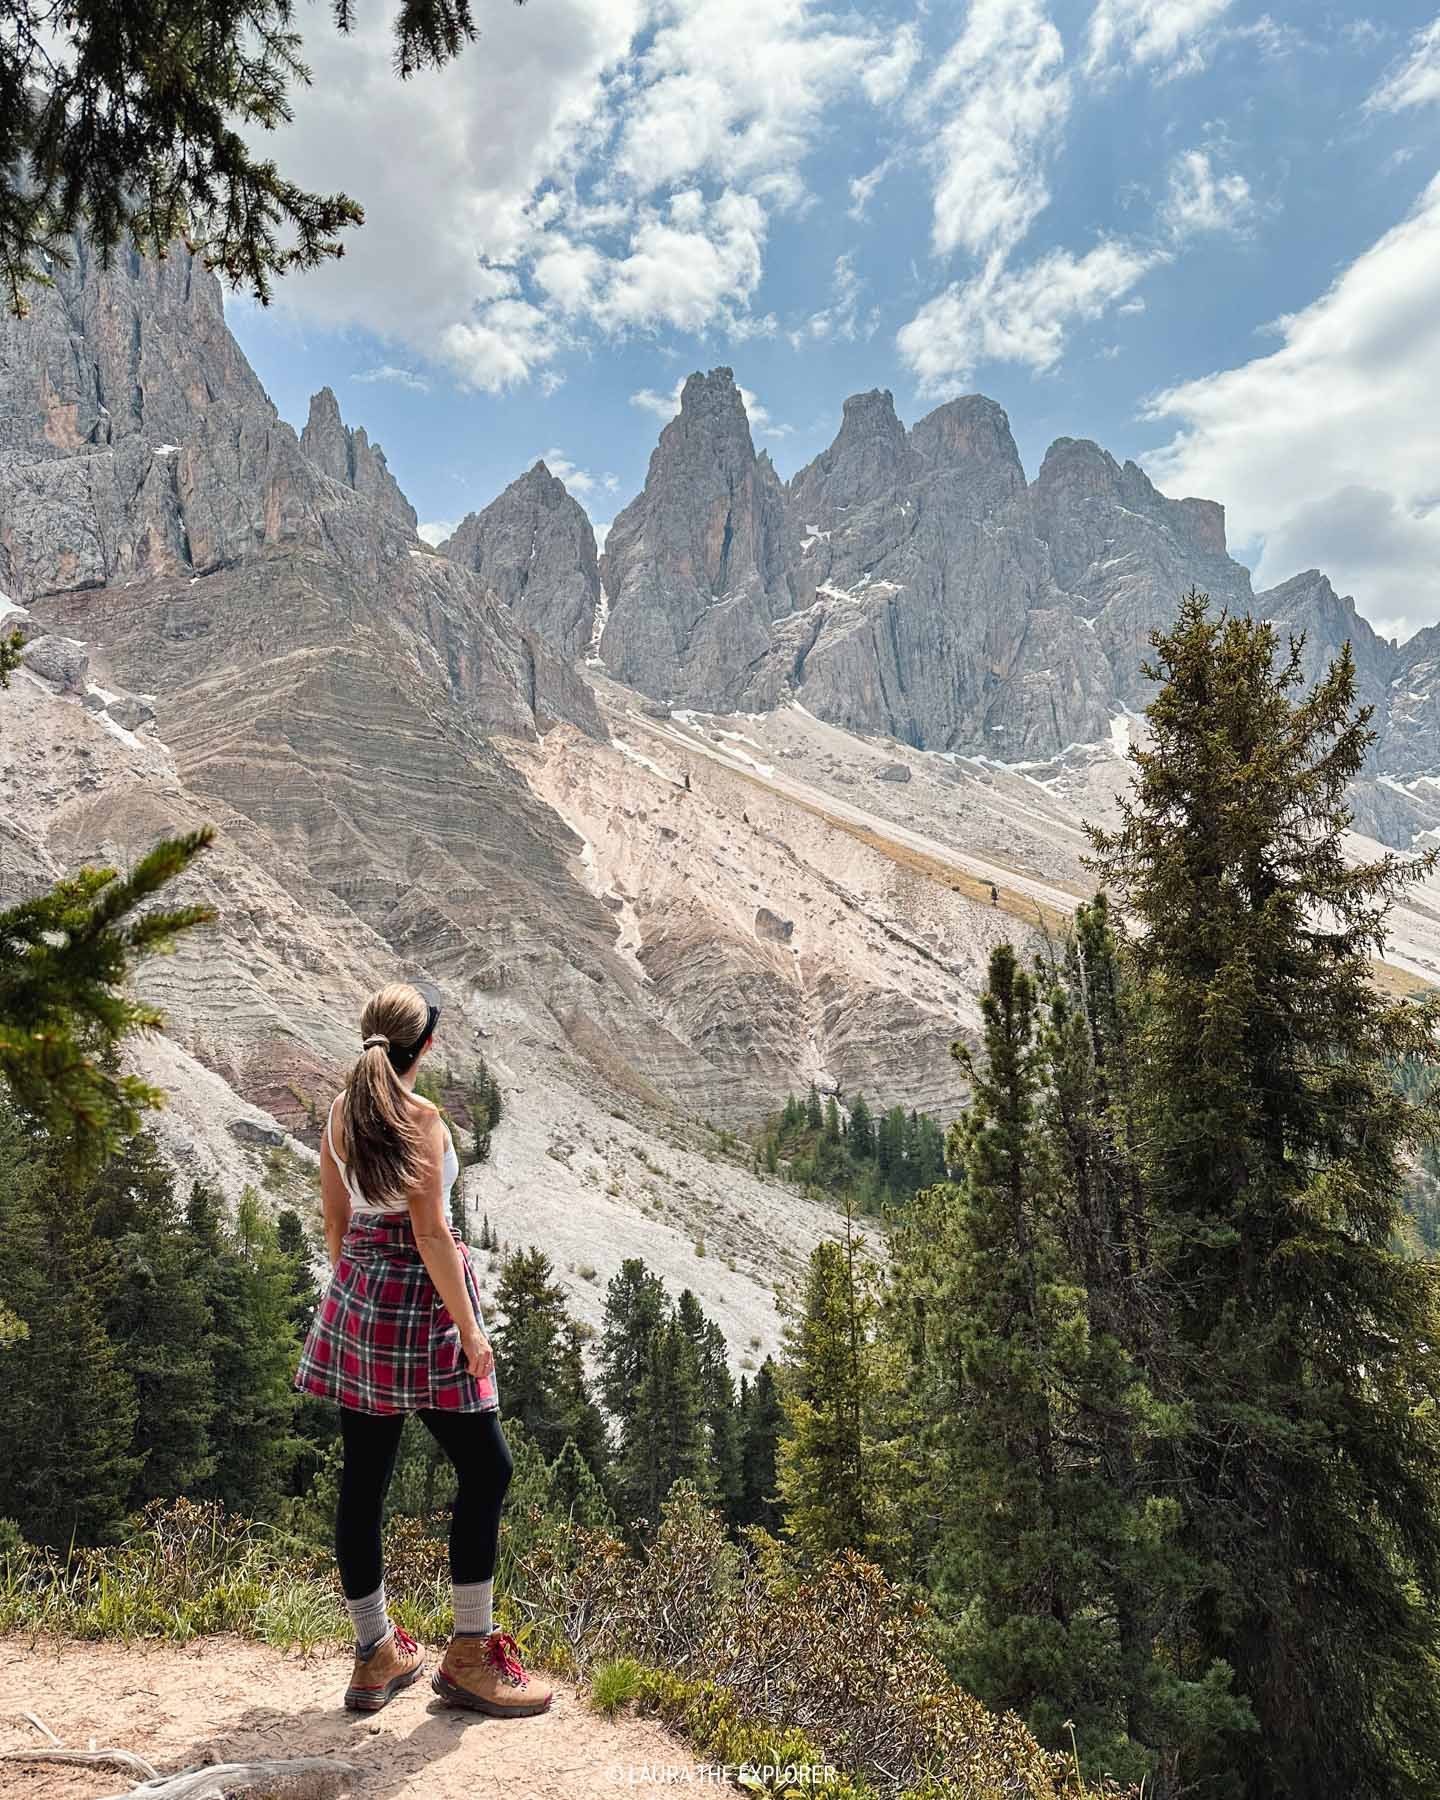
343,983,433,1209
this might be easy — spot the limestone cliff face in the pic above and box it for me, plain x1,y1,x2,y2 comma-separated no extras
299,387,418,533
598,368,791,705
439,462,600,661
581,372,1413,771
1028,436,1253,708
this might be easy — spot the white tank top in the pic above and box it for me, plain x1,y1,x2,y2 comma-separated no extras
325,1094,460,1215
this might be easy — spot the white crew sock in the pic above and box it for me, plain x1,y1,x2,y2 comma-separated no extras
452,1578,495,1637
346,1583,392,1655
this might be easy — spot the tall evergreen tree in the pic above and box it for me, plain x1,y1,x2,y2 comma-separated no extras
598,1258,669,1434
1089,593,1440,1799
0,1101,138,1543
675,1291,744,1522
619,1316,710,1525
490,1247,608,1470
86,1129,216,1505
848,1094,874,1160
776,1208,899,1567
738,1356,785,1532
186,1184,302,1518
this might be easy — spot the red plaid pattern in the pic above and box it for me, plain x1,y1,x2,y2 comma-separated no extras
295,1212,500,1414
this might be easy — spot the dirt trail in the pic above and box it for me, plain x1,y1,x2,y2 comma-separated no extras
0,1638,709,1798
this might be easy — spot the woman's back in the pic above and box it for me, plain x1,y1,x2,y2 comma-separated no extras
327,1092,459,1214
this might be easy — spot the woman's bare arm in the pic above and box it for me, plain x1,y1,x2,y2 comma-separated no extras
319,1107,352,1268
409,1110,495,1382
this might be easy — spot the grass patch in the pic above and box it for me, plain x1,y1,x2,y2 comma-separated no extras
588,1654,646,1716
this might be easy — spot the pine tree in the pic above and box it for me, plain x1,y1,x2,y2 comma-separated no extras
490,1247,608,1469
848,1094,874,1160
776,1206,899,1567
187,1184,302,1518
738,1356,785,1532
898,945,1095,1735
1088,593,1440,1798
805,1084,824,1132
0,831,214,1165
0,0,516,317
619,1316,711,1525
86,1128,216,1505
0,1100,139,1543
549,1436,615,1529
675,1292,744,1523
598,1258,669,1434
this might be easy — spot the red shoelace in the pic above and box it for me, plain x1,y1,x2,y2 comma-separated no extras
487,1630,528,1686
393,1627,419,1656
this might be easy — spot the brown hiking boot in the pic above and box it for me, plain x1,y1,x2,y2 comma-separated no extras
431,1630,554,1717
343,1625,425,1711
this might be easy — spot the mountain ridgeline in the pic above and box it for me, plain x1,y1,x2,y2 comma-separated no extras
438,365,1439,838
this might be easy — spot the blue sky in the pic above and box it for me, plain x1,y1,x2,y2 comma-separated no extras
228,2,1440,638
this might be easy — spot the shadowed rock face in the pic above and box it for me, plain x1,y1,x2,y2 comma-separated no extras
439,462,600,660
300,387,417,533
580,369,1421,770
598,367,791,705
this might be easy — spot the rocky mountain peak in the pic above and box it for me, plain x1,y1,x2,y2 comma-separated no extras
908,394,1025,502
439,462,600,661
299,387,417,532
596,366,789,702
788,387,912,523
1034,436,1122,502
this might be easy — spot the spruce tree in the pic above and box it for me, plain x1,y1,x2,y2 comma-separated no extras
739,1356,785,1532
86,1128,216,1505
776,1209,899,1567
187,1184,302,1518
0,1101,139,1543
1089,593,1440,1799
598,1258,669,1434
490,1247,608,1469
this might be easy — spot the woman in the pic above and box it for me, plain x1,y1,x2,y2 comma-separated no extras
295,980,552,1718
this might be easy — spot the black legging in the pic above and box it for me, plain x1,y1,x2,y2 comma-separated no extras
336,1406,513,1599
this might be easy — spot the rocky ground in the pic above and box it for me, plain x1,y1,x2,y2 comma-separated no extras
0,1638,699,1799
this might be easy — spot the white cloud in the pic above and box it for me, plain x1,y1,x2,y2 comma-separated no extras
848,158,892,220
418,521,456,546
594,521,613,553
1162,149,1254,237
1084,0,1235,79
1366,17,1440,113
353,364,431,392
631,381,687,421
922,0,1070,262
1144,172,1440,640
260,0,913,392
789,253,876,348
613,0,890,197
899,238,1158,390
862,22,922,105
541,449,601,496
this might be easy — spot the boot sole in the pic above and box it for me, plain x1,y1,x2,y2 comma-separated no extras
431,1667,553,1717
344,1660,424,1712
